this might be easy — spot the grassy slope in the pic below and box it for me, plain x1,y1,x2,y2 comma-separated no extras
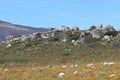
0,41,120,66
0,40,120,80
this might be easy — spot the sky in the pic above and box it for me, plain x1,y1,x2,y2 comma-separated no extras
0,0,120,30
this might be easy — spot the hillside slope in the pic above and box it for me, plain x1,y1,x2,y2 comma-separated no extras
0,20,49,41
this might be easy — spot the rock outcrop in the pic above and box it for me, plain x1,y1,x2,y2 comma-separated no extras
90,25,116,38
71,26,79,31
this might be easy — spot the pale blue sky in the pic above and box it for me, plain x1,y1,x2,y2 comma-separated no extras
0,0,120,30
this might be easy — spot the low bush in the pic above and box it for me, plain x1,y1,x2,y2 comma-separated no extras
89,25,96,30
49,36,59,42
85,36,100,43
86,42,100,48
67,32,80,40
104,31,118,36
0,58,28,64
111,41,120,47
62,52,71,56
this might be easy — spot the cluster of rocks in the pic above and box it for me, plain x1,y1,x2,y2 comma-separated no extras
5,31,55,43
4,26,80,43
90,24,116,38
3,25,120,48
71,32,85,45
61,26,79,32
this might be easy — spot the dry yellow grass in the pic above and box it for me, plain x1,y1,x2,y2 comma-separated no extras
0,62,119,80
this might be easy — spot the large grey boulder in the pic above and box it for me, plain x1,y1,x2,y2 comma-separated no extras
91,29,103,38
96,24,103,29
61,26,70,32
6,44,12,48
90,24,116,38
77,32,85,44
72,32,85,45
20,35,28,42
32,32,41,40
90,24,103,38
71,26,79,31
102,25,115,34
41,32,49,39
105,25,115,31
51,31,55,37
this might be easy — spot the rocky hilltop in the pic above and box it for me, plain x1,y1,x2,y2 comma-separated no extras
0,24,120,80
2,24,120,49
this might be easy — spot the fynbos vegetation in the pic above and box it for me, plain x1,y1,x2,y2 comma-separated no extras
0,24,120,80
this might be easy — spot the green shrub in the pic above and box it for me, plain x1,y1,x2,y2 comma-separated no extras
67,32,80,40
85,36,100,43
104,31,118,36
0,58,28,64
111,41,120,47
62,52,71,56
49,36,59,41
89,25,96,30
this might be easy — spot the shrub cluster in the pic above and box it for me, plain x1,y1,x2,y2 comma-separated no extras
104,31,118,36
85,36,100,43
67,32,80,40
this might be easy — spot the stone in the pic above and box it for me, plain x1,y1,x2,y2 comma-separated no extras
61,26,70,32
62,65,67,68
73,71,79,75
6,44,12,48
58,72,65,78
71,26,79,31
105,25,115,31
109,74,115,78
96,24,103,29
41,32,49,39
71,40,75,43
103,35,110,40
51,31,55,37
80,32,85,38
87,63,94,67
32,32,41,39
4,68,8,72
62,37,68,43
91,29,103,38
103,62,114,66
75,33,85,44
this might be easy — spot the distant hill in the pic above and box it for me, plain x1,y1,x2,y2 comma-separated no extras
0,20,49,41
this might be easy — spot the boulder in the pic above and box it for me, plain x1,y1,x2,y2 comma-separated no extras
103,35,110,40
76,38,85,44
102,25,115,34
96,24,103,29
71,26,79,31
41,32,49,39
61,26,70,32
91,29,103,38
6,35,13,41
72,33,85,45
62,37,68,43
6,44,12,48
32,32,41,40
105,25,115,31
58,72,65,78
20,35,28,42
80,32,85,38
